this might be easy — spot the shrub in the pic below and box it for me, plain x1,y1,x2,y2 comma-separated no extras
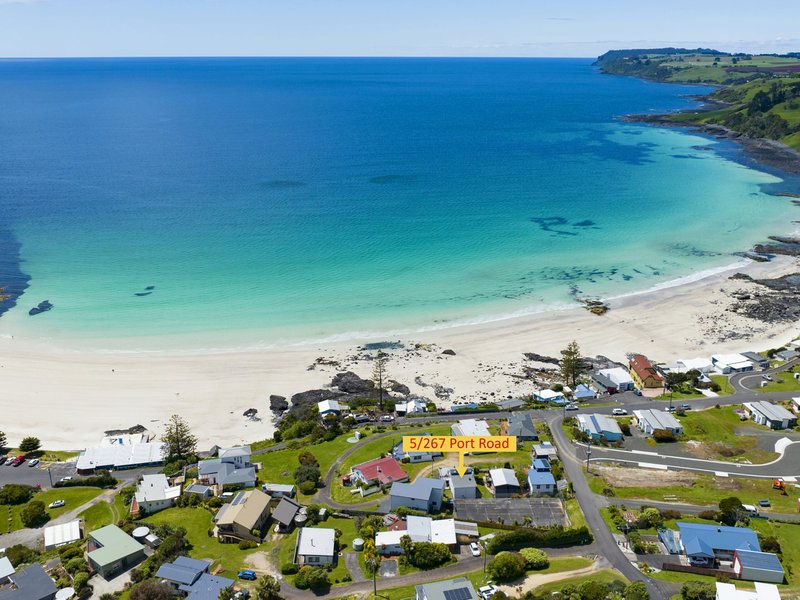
20,500,49,527
487,552,526,581
659,509,681,520
293,464,321,486
486,525,592,553
295,566,330,590
408,542,452,569
207,496,223,508
55,471,117,488
59,546,83,562
759,535,782,555
637,508,663,529
619,422,631,436
298,480,317,495
298,450,319,466
129,581,175,600
281,563,299,575
239,539,258,550
652,429,676,443
65,556,88,575
624,581,649,600
519,547,549,570
579,580,609,600
72,572,90,594
4,544,38,567
681,581,716,600
0,484,34,505
698,510,720,521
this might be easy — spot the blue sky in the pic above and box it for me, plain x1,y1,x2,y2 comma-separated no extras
1,0,799,58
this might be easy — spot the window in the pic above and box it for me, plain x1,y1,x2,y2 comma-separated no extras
307,557,318,563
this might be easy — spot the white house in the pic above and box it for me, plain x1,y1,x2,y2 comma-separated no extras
716,582,780,600
633,409,683,436
133,474,181,515
792,397,800,414
376,517,457,554
712,354,754,374
674,358,715,373
743,401,797,430
396,399,428,416
450,419,490,437
44,520,82,550
533,389,565,404
598,367,635,391
317,399,342,417
295,527,337,565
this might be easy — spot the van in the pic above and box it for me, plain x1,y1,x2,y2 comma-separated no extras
742,504,759,517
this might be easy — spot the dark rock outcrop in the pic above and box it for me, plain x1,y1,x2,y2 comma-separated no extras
269,395,289,412
768,236,800,245
28,300,53,316
290,389,346,407
441,349,456,356
389,380,410,396
331,371,374,394
753,244,800,256
523,353,560,365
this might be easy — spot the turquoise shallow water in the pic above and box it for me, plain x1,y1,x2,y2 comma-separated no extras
0,58,795,349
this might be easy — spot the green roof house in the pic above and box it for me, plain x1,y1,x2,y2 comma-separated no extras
87,525,145,579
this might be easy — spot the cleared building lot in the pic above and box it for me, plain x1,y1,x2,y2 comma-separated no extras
454,498,566,526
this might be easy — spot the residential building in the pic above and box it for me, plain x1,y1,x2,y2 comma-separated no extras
0,564,57,600
156,556,211,590
317,399,341,417
262,483,295,498
488,468,520,498
350,456,409,487
531,458,551,472
674,358,715,373
390,477,446,512
577,414,623,442
633,409,683,436
532,442,558,460
591,372,618,395
215,489,271,542
376,516,458,554
776,349,798,362
295,527,337,565
0,560,11,585
733,550,785,583
740,353,770,370
450,419,491,437
506,413,538,441
629,354,665,389
396,399,428,416
677,522,760,566
415,577,479,600
198,446,257,489
76,438,166,474
215,446,252,467
497,398,525,410
715,582,780,600
712,354,754,374
598,367,635,391
448,473,478,500
392,434,443,463
132,474,181,516
792,397,800,413
533,389,565,404
743,401,797,430
184,483,213,498
573,384,595,400
87,524,146,579
271,497,303,532
43,520,82,550
527,470,556,496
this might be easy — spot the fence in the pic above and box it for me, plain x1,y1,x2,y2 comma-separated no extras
661,562,738,579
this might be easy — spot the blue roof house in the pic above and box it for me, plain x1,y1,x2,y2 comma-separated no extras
574,384,595,400
678,522,760,565
531,458,551,472
527,470,556,496
733,549,785,583
577,414,623,442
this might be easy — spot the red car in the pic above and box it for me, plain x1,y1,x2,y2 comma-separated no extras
11,455,26,467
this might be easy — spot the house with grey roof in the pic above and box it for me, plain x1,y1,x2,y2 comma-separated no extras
262,483,296,498
416,577,478,600
0,564,57,600
741,352,770,369
87,524,146,579
184,483,213,498
272,497,303,532
390,478,446,512
633,409,683,436
506,413,538,441
156,556,211,589
198,446,257,490
448,473,478,499
743,401,797,430
184,573,235,600
295,527,337,565
776,349,798,362
577,413,623,442
488,468,520,498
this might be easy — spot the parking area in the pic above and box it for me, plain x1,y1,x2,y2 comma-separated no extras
454,497,566,526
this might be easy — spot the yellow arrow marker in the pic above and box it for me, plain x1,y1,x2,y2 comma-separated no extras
402,435,517,478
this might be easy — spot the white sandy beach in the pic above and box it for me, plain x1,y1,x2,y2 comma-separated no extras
1,256,797,451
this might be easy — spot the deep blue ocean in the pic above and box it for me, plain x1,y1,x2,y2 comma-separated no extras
0,58,794,348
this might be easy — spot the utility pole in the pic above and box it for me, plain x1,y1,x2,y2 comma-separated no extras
585,441,592,474
482,540,488,573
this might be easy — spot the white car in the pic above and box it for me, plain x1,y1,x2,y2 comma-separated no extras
469,542,481,557
479,585,497,600
612,408,628,415
379,415,395,422
48,500,65,509
59,476,73,482
27,458,40,467
565,403,579,411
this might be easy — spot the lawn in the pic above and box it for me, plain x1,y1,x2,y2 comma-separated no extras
587,469,800,513
710,375,735,396
528,568,626,595
141,506,261,577
755,369,800,393
565,498,587,529
79,501,115,532
6,487,104,532
678,406,777,463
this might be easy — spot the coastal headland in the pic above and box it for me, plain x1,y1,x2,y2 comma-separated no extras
1,254,797,450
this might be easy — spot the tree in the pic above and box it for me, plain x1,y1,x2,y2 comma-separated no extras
719,497,743,525
20,500,48,527
0,431,6,450
255,574,282,600
400,534,414,558
99,594,117,600
130,581,176,600
218,586,236,600
519,547,549,570
293,464,320,486
72,572,90,594
578,580,609,600
297,450,318,466
681,581,716,600
625,581,650,600
487,551,526,582
372,351,387,410
560,341,583,387
0,484,34,505
408,542,451,568
637,508,664,529
162,414,197,462
295,566,330,591
4,544,38,567
18,436,41,453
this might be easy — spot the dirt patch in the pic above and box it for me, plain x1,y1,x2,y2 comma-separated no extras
497,562,601,595
684,439,749,460
244,550,280,577
595,464,698,488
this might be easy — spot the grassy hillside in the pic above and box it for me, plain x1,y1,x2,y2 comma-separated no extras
596,48,800,151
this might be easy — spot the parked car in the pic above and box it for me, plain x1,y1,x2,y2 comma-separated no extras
379,415,395,422
565,403,579,411
59,476,73,482
4,457,14,466
11,456,25,467
633,389,642,396
665,406,677,413
612,408,628,415
234,591,251,600
27,458,40,467
479,585,498,600
762,374,773,381
48,500,65,509
237,570,257,581
469,542,481,557
680,404,692,410
354,414,370,423
758,499,771,508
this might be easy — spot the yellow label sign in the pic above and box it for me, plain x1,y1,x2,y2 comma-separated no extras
402,436,517,453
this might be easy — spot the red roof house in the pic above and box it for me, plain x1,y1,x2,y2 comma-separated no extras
350,456,409,486
629,354,665,389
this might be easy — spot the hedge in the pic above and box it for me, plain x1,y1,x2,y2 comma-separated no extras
55,471,118,488
485,525,592,553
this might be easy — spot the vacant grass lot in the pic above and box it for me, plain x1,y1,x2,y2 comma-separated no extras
756,369,800,393
4,487,103,532
679,406,777,463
